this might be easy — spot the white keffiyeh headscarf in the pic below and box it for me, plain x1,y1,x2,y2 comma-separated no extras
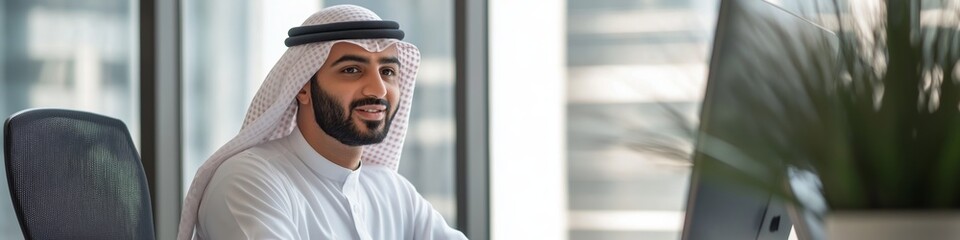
177,5,420,239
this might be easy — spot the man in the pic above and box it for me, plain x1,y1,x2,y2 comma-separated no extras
177,5,467,240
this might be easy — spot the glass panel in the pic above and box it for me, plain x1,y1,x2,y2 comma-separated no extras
181,0,270,195
182,0,456,225
566,0,717,239
0,0,139,238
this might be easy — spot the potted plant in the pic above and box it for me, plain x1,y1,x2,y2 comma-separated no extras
810,1,960,239
632,0,960,239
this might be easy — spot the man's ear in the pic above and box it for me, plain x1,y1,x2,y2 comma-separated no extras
297,83,311,105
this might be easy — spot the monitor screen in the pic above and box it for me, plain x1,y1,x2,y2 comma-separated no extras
682,0,839,239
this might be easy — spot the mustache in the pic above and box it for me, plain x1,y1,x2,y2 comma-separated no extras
350,97,390,110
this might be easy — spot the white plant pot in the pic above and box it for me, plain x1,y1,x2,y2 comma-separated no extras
826,211,960,240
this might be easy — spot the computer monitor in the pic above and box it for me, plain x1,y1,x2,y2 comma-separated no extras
681,0,839,239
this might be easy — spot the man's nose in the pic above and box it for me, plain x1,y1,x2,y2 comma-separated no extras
360,71,388,98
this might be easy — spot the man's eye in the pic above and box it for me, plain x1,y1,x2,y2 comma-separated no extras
342,67,360,74
380,68,396,76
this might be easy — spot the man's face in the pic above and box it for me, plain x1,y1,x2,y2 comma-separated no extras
311,42,401,146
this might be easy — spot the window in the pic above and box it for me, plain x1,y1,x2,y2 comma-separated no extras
0,0,139,238
566,0,718,239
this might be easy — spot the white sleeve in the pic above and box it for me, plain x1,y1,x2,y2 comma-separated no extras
198,152,299,240
398,175,469,240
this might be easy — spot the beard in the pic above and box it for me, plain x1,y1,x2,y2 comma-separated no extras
310,78,394,146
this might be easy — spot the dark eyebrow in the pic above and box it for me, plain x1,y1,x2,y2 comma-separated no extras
379,56,400,65
330,54,369,66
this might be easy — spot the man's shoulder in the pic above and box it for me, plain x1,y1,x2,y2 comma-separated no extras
210,143,296,188
202,146,298,210
220,147,280,174
198,144,299,239
221,138,293,169
361,164,395,174
361,164,418,191
361,164,402,180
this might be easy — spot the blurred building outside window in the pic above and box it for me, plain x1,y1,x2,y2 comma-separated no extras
566,0,718,239
0,0,139,239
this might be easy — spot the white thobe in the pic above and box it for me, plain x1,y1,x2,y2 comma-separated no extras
197,128,467,240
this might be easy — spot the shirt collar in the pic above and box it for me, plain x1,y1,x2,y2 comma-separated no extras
285,127,363,188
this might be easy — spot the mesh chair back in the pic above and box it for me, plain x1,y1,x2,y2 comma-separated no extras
3,109,155,240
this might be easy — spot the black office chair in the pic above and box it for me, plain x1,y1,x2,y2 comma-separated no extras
3,109,155,240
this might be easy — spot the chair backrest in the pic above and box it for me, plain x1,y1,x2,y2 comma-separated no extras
3,109,155,240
